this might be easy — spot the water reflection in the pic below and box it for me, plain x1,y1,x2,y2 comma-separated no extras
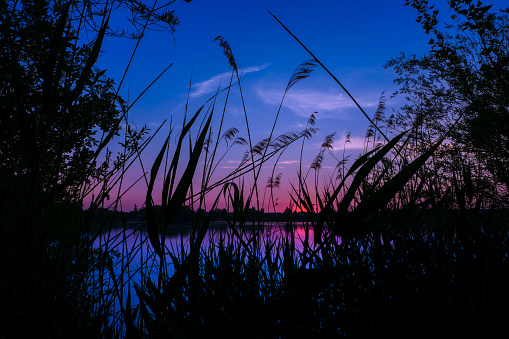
93,222,316,321
95,222,316,264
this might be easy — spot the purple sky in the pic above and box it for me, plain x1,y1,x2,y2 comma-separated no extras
93,0,507,212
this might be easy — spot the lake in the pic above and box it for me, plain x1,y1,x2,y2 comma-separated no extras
92,222,317,328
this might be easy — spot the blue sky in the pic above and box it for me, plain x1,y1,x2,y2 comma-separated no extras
94,0,507,211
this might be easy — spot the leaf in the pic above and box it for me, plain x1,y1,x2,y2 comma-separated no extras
314,130,408,240
65,9,111,111
162,104,206,208
145,134,171,258
164,111,214,226
336,130,408,219
106,254,143,339
162,192,222,302
342,135,445,234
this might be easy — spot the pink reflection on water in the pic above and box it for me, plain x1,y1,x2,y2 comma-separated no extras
94,222,318,276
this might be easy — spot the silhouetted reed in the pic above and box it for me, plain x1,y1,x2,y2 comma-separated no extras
3,3,508,338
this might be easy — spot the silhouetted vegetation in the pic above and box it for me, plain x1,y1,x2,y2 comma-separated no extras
1,0,188,337
386,0,509,194
1,0,508,338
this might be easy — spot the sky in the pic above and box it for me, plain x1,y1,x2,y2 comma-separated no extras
92,0,506,212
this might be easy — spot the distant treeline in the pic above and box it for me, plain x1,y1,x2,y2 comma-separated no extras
89,205,313,229
89,205,509,231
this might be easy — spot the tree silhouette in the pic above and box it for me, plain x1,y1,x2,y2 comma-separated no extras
0,1,190,337
0,0,188,205
386,0,509,189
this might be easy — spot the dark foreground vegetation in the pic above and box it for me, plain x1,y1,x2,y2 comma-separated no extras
1,0,508,338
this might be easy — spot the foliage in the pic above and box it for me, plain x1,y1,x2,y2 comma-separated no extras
3,0,509,337
0,0,186,205
0,0,189,337
386,0,509,189
117,10,509,338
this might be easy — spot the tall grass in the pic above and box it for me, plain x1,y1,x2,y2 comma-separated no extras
3,4,509,338
124,17,508,339
85,20,508,339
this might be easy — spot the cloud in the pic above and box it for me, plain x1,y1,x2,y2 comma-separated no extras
256,87,378,119
223,159,258,165
339,135,369,150
190,63,270,98
309,133,369,151
147,121,163,127
241,64,271,73
278,160,300,165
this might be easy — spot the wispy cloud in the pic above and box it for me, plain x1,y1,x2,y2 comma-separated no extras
242,64,271,73
257,87,378,119
337,135,369,150
279,160,300,165
190,63,270,98
310,134,369,151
